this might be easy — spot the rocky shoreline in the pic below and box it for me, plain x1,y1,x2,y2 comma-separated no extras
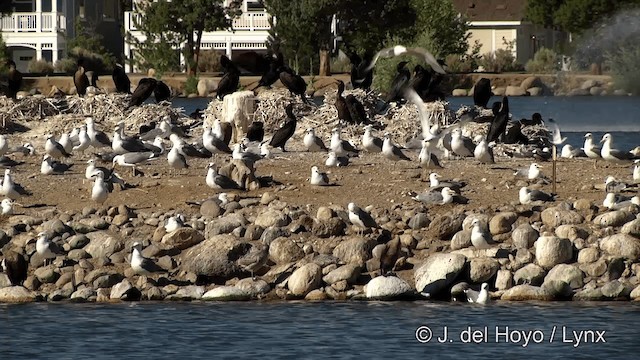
1,172,639,304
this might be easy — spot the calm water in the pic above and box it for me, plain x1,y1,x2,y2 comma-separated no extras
173,95,640,149
1,301,638,359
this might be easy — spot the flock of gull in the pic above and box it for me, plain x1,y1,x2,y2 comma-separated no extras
1,45,639,288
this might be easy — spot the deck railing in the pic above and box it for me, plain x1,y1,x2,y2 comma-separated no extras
125,11,271,32
0,12,65,32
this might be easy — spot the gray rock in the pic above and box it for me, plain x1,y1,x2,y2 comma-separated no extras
42,219,68,235
50,288,73,301
67,234,90,250
305,288,328,300
0,286,35,302
613,89,628,96
535,236,573,269
622,219,640,237
580,259,607,278
414,253,466,295
495,269,513,290
541,280,573,298
288,263,322,296
601,280,626,299
544,264,584,289
332,237,376,266
468,257,499,283
505,85,527,96
94,274,124,289
34,267,59,284
202,286,251,301
541,208,584,228
554,225,589,241
322,264,361,285
577,247,599,264
169,285,205,300
312,218,346,238
492,87,505,96
180,235,244,279
365,276,413,299
316,207,334,221
205,213,247,237
590,86,604,96
161,228,205,250
629,284,640,300
450,230,471,250
594,210,634,227
255,209,290,228
512,223,538,249
110,279,136,300
235,278,271,297
501,285,554,301
85,231,124,259
573,288,604,301
568,88,590,96
451,88,468,96
269,237,304,264
527,87,543,96
70,287,97,302
521,76,542,90
429,214,465,239
600,234,640,260
200,200,222,218
409,213,430,230
489,212,517,235
67,249,90,260
581,79,599,90
513,263,546,286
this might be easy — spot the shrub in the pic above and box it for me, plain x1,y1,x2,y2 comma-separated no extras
607,44,640,95
445,40,482,73
0,36,8,72
197,50,224,73
54,58,76,73
330,53,351,74
27,59,54,74
185,75,198,95
525,48,558,73
477,39,523,73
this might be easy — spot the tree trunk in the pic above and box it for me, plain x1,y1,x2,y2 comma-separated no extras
193,30,203,77
319,49,330,76
590,62,602,75
185,35,195,76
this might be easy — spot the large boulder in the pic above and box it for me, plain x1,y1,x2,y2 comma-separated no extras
501,285,554,301
541,208,584,227
429,214,465,239
414,253,466,296
254,209,291,228
332,237,376,266
505,86,527,96
322,264,361,285
161,228,205,250
513,263,547,286
600,234,640,260
468,257,499,283
204,213,247,237
202,286,251,301
365,276,413,300
180,235,246,280
0,286,35,303
521,76,543,90
288,263,323,296
489,212,518,235
85,231,124,259
593,210,635,227
621,219,640,237
543,264,584,289
512,223,538,249
535,236,573,269
269,237,304,264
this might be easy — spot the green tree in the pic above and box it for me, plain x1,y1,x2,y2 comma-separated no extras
132,0,242,75
66,18,116,72
411,0,469,57
524,0,562,29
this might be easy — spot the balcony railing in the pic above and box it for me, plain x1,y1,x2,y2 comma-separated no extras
0,12,66,33
125,11,271,32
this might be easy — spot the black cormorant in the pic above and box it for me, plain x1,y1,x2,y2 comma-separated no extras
486,96,510,143
74,58,89,96
128,77,157,108
347,50,373,90
154,80,171,102
246,121,264,142
112,63,131,94
6,60,22,99
335,80,352,123
411,64,432,100
0,249,27,286
257,51,284,88
278,66,312,105
216,55,240,100
385,61,411,103
269,103,297,151
473,78,492,108
345,94,368,124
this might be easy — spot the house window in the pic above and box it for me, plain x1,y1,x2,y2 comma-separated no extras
245,0,264,12
12,0,34,12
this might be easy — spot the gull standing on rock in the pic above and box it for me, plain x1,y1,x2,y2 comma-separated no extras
165,214,186,232
303,128,328,152
634,160,640,183
310,166,330,186
348,203,378,235
45,134,71,159
1,198,18,215
473,135,494,164
131,242,164,276
382,133,411,162
471,219,494,249
465,283,490,304
36,232,63,266
237,243,269,279
603,193,639,210
362,125,383,153
519,187,555,205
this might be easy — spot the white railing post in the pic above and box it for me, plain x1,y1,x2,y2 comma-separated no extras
249,13,254,31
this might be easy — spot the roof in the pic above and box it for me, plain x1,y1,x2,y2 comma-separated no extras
451,0,527,22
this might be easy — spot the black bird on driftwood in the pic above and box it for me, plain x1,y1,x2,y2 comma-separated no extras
256,51,284,89
486,96,510,143
246,121,264,142
1,249,28,286
269,103,297,151
74,58,89,96
473,78,492,108
335,80,352,123
278,66,313,105
411,64,432,99
216,55,240,100
232,51,271,74
345,94,368,124
128,77,157,108
6,60,22,99
112,63,131,93
347,50,373,90
154,80,171,102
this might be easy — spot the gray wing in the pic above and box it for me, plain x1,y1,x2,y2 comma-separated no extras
605,180,627,193
141,257,164,273
356,208,378,228
465,288,480,303
342,140,359,154
212,137,232,153
442,133,453,152
214,174,240,189
529,189,554,202
337,156,349,166
121,151,155,164
407,47,446,74
609,148,635,160
413,191,443,204
462,137,476,153
392,146,411,161
95,131,112,146
314,136,328,150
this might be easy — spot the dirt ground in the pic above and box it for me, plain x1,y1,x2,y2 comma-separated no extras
5,130,636,222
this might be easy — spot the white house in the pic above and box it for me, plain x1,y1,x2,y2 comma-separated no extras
1,0,125,72
124,0,271,72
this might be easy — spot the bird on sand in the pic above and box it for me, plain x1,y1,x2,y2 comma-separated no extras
418,138,442,169
411,187,457,205
428,173,466,193
634,160,640,183
601,133,636,162
41,155,73,175
362,125,383,153
603,193,639,210
519,187,555,205
310,166,330,186
583,133,601,161
348,203,378,235
473,135,495,164
206,163,240,190
303,128,327,152
1,169,30,199
91,170,109,204
450,128,475,157
330,127,359,157
45,134,71,159
325,151,349,167
382,133,411,162
514,163,543,180
269,103,297,152
1,198,18,215
112,152,159,176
